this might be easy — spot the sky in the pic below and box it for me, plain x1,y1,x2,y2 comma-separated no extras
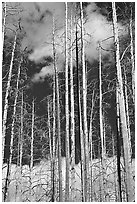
4,2,127,83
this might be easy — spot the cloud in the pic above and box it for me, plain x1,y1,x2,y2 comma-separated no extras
32,65,54,83
29,46,53,62
29,2,126,82
84,3,126,62
4,2,126,82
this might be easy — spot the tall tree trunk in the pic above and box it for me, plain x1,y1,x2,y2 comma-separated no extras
47,97,54,202
70,9,75,202
2,2,6,48
9,56,23,168
80,2,89,201
52,16,63,202
89,89,95,201
48,98,52,157
98,42,105,201
129,4,135,103
75,16,84,201
3,55,22,202
116,84,122,202
79,82,85,202
30,98,35,170
65,2,70,202
29,98,35,201
112,2,134,201
111,133,117,202
98,42,104,164
18,89,24,201
75,13,81,166
2,32,17,161
123,66,132,156
20,90,24,169
52,73,56,201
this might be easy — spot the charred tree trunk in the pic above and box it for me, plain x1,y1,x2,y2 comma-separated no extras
98,42,105,201
47,97,54,202
52,16,63,202
129,4,135,103
65,2,70,202
89,89,95,201
70,9,75,202
2,32,17,161
116,85,122,202
2,2,6,48
29,98,35,201
75,17,84,201
80,2,89,201
20,90,24,169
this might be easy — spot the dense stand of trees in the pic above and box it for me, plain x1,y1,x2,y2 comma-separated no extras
2,2,135,202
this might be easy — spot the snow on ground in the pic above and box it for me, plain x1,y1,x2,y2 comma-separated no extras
2,156,135,202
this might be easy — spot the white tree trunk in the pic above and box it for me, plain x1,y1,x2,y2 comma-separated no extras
47,97,54,201
99,42,104,160
2,32,17,161
129,5,135,103
79,82,85,202
20,90,24,169
18,89,24,201
98,42,105,201
52,73,56,201
70,9,75,202
116,83,122,202
29,98,35,201
80,2,89,201
52,16,63,202
9,56,23,168
30,98,35,170
123,66,132,156
2,2,6,48
65,2,70,202
89,89,95,201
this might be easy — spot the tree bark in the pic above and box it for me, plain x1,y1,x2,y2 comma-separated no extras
116,84,122,202
18,89,24,201
2,32,17,161
65,2,70,202
30,98,34,170
79,82,85,202
123,66,132,156
89,89,95,201
52,73,56,201
29,98,35,201
98,42,105,201
80,2,89,201
2,2,6,48
9,56,23,168
75,15,84,201
70,9,75,202
129,4,135,103
47,97,54,202
52,16,63,202
20,90,24,169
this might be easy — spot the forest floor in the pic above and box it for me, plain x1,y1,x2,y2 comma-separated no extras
2,156,135,202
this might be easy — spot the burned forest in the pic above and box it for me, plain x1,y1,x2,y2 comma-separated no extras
2,2,135,202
